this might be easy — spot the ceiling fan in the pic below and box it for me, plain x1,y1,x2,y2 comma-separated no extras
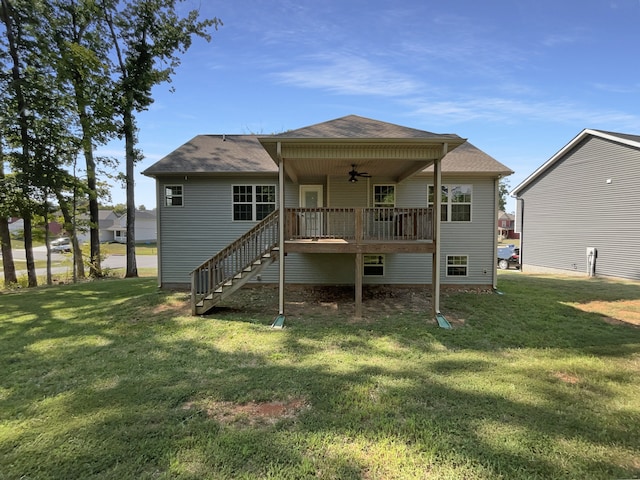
348,164,371,183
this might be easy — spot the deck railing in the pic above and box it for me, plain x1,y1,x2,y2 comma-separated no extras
285,207,433,241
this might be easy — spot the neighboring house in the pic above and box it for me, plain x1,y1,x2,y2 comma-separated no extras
7,217,24,235
143,115,512,318
8,217,64,238
511,128,640,280
99,209,157,243
98,210,119,242
497,210,518,240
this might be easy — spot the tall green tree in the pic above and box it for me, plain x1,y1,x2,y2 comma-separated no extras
499,178,511,212
0,0,40,286
46,0,119,277
102,0,219,277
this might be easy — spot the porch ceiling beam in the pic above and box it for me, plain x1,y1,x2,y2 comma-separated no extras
283,160,298,183
396,160,435,183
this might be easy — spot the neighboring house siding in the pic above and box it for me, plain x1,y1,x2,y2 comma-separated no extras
517,136,640,279
135,218,157,242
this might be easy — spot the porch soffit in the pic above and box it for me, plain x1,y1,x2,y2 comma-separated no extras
276,143,451,183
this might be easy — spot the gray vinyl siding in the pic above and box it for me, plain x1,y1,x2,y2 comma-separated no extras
158,174,498,287
517,136,640,279
158,175,280,285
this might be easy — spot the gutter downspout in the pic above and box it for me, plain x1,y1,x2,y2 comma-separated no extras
493,177,500,290
515,196,524,272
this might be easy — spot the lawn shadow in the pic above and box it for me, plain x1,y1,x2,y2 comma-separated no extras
1,275,640,478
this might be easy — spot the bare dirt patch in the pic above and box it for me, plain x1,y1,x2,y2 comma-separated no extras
207,284,479,326
552,371,580,384
572,299,640,327
182,398,308,427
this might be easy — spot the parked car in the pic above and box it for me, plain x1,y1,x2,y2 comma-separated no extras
497,245,519,270
50,237,71,253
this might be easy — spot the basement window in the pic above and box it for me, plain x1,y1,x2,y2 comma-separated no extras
364,254,385,276
446,255,468,277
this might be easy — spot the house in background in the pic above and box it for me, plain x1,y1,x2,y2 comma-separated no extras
98,209,157,244
143,115,512,318
511,129,640,280
497,210,518,240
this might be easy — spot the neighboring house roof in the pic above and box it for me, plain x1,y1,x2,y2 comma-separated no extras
498,211,515,221
143,115,508,179
511,128,640,195
132,210,156,220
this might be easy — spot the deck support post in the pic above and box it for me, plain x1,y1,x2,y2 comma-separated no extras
432,144,447,318
355,252,363,318
276,142,286,325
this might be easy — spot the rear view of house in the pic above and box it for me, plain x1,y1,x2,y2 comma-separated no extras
143,115,512,318
511,129,640,280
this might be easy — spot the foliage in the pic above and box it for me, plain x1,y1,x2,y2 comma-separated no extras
1,274,639,479
499,178,511,212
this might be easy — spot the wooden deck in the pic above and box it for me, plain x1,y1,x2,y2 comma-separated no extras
284,207,434,253
284,238,434,254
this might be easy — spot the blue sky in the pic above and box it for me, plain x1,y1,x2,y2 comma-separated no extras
103,0,640,213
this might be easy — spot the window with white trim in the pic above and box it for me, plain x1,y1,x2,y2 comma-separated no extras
428,184,472,222
164,185,183,206
446,255,468,276
373,185,395,207
364,254,385,276
233,185,276,221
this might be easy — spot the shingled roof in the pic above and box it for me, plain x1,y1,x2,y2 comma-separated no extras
270,114,462,140
426,141,513,176
142,135,277,176
143,115,510,177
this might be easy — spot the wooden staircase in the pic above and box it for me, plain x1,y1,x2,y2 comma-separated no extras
191,210,279,315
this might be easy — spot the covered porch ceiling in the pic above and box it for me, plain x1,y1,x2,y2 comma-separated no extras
258,138,466,184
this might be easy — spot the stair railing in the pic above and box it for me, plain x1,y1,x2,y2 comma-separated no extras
191,210,279,311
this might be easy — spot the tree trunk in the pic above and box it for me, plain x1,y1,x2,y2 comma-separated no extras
55,190,85,279
1,0,36,287
21,212,37,287
78,103,102,277
44,201,52,285
0,155,17,285
123,106,137,278
0,217,17,285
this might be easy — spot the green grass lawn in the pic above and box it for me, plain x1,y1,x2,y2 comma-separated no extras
1,273,639,479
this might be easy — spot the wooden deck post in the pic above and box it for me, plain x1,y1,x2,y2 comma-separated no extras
277,143,285,318
432,144,447,317
355,252,363,318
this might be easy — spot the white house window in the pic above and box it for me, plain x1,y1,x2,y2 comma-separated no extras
364,254,385,276
165,185,183,206
428,185,472,222
233,185,276,221
447,255,468,276
373,185,395,208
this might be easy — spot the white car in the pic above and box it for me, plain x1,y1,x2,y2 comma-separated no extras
50,237,71,253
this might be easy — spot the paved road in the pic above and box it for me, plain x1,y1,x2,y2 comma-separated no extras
7,246,157,276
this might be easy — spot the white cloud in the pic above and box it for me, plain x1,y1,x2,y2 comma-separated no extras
407,96,640,131
275,53,423,97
